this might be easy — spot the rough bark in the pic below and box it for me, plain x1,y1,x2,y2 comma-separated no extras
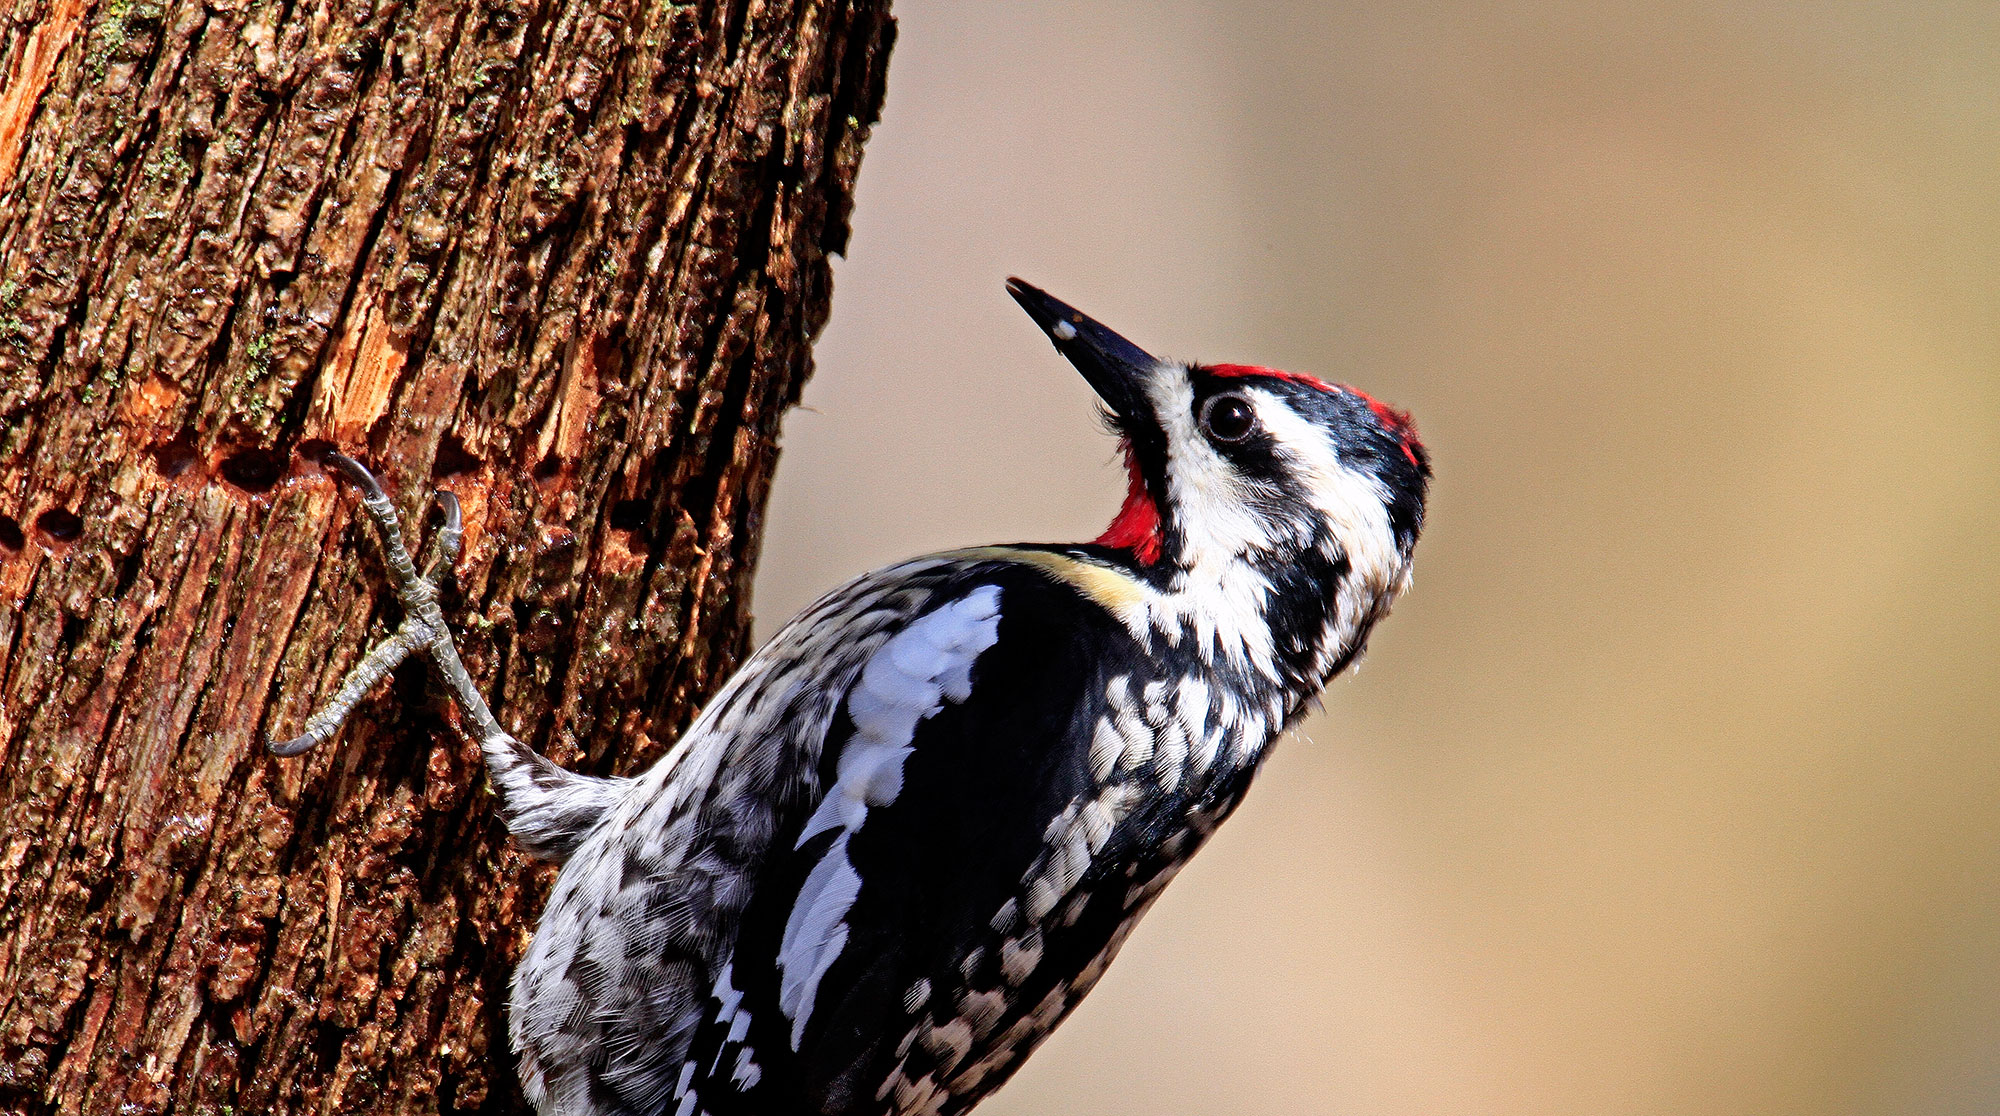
0,0,894,1111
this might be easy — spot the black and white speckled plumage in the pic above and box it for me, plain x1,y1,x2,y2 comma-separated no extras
274,281,1429,1116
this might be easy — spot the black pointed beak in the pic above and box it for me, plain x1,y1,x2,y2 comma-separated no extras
1006,278,1162,432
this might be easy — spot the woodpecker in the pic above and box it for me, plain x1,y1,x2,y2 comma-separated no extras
273,280,1430,1116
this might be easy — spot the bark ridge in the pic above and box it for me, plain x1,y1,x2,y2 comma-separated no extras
0,0,894,1110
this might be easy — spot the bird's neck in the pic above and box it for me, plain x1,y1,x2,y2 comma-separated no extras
1152,531,1409,722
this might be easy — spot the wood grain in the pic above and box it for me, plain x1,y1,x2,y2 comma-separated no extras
0,0,894,1110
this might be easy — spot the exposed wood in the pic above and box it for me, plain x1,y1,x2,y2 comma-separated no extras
0,0,895,1110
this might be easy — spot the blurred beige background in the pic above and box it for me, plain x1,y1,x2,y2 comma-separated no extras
751,4,2000,1115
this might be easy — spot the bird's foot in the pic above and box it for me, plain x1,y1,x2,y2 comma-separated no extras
268,452,484,756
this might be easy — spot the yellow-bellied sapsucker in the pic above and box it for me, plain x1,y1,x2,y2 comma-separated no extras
273,280,1430,1116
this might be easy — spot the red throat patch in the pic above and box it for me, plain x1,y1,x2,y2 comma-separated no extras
1096,441,1163,564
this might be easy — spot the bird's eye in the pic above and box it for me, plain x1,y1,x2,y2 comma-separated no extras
1200,394,1257,443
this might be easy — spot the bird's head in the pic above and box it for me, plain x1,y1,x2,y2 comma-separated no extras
1008,278,1430,692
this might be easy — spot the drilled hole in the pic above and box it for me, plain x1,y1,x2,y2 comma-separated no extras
151,436,199,478
36,508,83,542
433,434,480,478
295,438,337,466
219,448,287,493
532,454,562,480
608,499,648,533
0,515,23,550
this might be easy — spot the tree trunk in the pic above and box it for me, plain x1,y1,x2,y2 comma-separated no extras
0,0,893,1110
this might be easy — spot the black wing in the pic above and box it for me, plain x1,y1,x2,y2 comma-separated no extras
680,561,1197,1116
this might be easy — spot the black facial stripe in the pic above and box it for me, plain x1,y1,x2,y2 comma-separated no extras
1187,367,1429,554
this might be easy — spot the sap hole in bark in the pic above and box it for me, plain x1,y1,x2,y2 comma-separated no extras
35,508,83,542
219,448,287,493
295,439,338,467
0,515,24,550
152,436,199,477
433,434,481,478
609,499,648,533
532,454,563,480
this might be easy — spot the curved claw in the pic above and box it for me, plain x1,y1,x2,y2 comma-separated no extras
429,490,464,582
434,490,462,535
323,450,389,501
267,729,326,757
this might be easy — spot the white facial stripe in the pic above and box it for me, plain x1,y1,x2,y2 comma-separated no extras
1125,369,1282,674
1248,395,1404,598
1145,372,1280,561
776,586,1005,1051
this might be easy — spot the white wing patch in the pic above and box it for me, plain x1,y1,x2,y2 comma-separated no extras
670,964,759,1116
776,585,1006,1051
